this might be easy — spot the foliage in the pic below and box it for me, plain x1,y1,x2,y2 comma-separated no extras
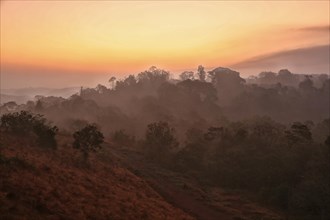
172,119,329,218
73,124,104,160
285,122,312,145
144,121,178,163
197,65,206,82
137,66,170,84
179,71,194,81
0,111,58,148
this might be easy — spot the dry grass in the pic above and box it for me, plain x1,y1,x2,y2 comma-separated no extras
109,145,284,220
0,134,195,220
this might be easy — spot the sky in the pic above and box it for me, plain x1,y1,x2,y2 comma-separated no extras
1,1,329,89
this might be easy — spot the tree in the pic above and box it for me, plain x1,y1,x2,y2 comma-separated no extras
35,100,44,112
95,84,108,94
197,65,206,82
179,71,194,81
33,122,58,148
325,136,330,148
108,76,116,89
144,121,178,163
256,71,277,85
137,66,170,84
175,128,206,172
204,126,224,141
0,111,58,148
115,75,137,90
73,124,104,161
286,122,312,145
299,76,314,92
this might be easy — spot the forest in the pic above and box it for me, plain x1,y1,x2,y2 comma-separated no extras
1,66,329,219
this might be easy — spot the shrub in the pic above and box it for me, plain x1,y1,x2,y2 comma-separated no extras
33,122,58,149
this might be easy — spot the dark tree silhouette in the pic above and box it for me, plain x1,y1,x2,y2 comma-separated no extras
286,122,312,144
197,65,206,82
35,100,44,112
179,71,194,81
73,124,104,161
0,111,58,148
108,76,116,89
144,121,178,163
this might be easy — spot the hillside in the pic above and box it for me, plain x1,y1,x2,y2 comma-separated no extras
0,132,286,220
0,134,194,220
108,145,284,220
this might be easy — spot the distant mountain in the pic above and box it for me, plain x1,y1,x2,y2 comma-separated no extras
231,44,330,76
0,87,80,104
0,94,30,105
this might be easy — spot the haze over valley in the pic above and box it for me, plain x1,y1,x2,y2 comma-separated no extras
1,1,329,220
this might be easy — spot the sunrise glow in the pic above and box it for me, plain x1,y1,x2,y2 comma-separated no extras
1,1,329,88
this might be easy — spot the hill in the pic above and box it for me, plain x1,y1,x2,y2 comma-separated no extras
0,134,194,220
0,94,30,105
0,132,286,220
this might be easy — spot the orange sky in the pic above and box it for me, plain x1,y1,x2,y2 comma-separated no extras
1,1,329,88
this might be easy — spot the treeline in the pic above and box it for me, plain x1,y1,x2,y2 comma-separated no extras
247,69,328,88
1,66,329,138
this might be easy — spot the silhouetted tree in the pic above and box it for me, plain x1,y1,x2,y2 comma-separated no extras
299,76,314,92
35,100,44,112
179,71,194,81
95,84,108,94
144,121,178,164
116,75,137,90
197,65,206,82
108,76,116,89
0,111,58,148
286,122,312,145
73,124,104,161
325,136,330,148
137,66,170,84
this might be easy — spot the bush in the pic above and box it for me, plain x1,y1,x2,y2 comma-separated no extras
33,122,58,149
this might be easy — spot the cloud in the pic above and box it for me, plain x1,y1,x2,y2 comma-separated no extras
231,44,330,75
295,25,330,32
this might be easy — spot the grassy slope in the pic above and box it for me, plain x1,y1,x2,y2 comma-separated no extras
0,134,195,220
109,145,284,220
